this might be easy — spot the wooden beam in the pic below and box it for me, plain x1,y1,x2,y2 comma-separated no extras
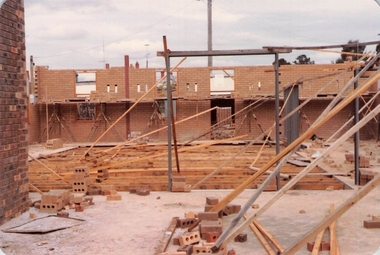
28,153,70,184
29,183,43,194
311,228,326,255
209,72,380,215
324,90,380,144
214,97,380,250
329,204,339,255
263,40,380,51
101,106,218,154
191,140,254,190
90,134,248,173
163,35,181,174
79,57,187,160
282,175,380,254
253,219,285,253
244,215,276,255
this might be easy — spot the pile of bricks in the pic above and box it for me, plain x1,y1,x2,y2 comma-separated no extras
40,190,70,213
172,176,191,192
163,197,242,255
96,169,109,183
344,153,371,168
46,138,63,150
72,166,90,193
101,185,122,201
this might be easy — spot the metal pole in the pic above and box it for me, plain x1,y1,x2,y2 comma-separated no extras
207,0,212,67
166,55,173,191
274,53,281,190
354,68,360,185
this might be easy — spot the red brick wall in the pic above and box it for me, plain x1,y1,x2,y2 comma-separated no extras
0,0,30,225
29,57,378,143
36,103,128,143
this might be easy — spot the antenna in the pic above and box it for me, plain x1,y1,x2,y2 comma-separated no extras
99,36,108,66
145,44,150,68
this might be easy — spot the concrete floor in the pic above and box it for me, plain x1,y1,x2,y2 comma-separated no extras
0,178,379,255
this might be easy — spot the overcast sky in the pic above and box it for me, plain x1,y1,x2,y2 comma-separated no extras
24,0,380,70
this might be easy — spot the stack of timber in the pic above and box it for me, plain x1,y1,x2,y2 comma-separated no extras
28,144,346,192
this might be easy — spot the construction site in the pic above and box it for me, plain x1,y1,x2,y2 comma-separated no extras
1,1,380,255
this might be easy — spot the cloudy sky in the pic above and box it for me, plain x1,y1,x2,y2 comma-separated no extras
24,0,380,70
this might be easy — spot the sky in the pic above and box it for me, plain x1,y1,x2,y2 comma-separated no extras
23,0,380,70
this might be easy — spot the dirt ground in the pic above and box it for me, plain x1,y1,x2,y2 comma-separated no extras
0,140,379,255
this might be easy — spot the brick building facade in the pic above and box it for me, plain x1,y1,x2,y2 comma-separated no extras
28,58,379,144
0,0,30,225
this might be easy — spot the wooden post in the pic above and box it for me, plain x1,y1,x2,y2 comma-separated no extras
243,215,276,255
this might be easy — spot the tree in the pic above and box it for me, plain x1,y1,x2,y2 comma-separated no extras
293,54,315,65
335,39,366,63
273,58,291,66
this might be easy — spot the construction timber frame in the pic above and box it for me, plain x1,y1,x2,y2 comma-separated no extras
157,36,292,191
156,38,380,253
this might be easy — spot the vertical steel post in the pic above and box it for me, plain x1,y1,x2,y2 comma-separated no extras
274,53,281,190
166,55,173,191
354,68,360,185
207,0,212,67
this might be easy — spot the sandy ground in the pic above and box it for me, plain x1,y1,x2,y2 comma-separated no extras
1,140,378,254
0,184,379,255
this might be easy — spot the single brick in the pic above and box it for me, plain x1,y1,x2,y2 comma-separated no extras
234,233,247,242
184,211,197,219
227,249,237,255
363,220,380,228
136,189,150,196
202,232,221,242
172,237,180,246
179,231,201,246
198,212,219,221
57,211,69,218
177,218,197,229
75,205,84,212
206,197,219,205
199,224,223,234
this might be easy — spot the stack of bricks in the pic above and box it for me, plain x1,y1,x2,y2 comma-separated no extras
96,169,109,183
72,166,90,193
345,153,371,168
0,0,30,226
360,171,374,186
40,190,70,213
46,138,63,150
172,176,191,192
359,155,370,168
